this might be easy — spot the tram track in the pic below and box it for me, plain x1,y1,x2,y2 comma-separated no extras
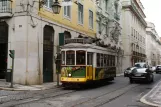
1,82,140,107
0,87,76,107
70,84,140,107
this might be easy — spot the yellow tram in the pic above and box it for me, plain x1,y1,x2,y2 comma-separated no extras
60,38,116,86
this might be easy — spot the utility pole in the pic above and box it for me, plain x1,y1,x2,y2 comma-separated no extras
9,50,15,88
55,46,61,86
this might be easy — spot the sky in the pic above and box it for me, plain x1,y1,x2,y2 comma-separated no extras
141,0,161,37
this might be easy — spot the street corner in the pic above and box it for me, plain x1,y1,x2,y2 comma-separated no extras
140,81,161,107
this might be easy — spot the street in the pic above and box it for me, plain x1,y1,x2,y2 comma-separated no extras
0,74,161,107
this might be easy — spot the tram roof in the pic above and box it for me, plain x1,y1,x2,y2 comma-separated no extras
61,43,116,54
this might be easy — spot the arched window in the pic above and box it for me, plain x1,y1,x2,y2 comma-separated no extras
64,31,71,39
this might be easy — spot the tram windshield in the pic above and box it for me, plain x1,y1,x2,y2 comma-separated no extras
76,50,86,65
61,50,87,66
66,50,75,65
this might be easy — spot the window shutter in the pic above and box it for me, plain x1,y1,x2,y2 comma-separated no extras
59,33,64,46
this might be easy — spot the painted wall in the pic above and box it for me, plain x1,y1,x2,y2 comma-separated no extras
39,0,96,37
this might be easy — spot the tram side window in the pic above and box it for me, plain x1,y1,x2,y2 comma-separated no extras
97,53,100,67
104,55,107,67
61,51,65,65
66,51,75,65
100,54,104,67
113,56,115,66
76,51,86,65
87,52,93,65
109,55,112,66
106,55,109,66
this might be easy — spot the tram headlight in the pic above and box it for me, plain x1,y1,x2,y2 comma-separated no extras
68,73,72,77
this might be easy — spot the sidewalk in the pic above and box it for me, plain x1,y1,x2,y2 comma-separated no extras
140,80,161,107
0,79,62,91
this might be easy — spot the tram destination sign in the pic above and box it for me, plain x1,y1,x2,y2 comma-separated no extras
65,38,93,44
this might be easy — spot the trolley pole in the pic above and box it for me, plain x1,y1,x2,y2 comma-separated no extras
9,50,15,88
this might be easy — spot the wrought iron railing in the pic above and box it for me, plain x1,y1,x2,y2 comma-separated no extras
0,0,12,13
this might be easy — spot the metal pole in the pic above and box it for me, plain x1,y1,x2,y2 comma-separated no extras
57,72,59,86
10,58,14,88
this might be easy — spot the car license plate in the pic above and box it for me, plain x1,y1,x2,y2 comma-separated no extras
135,74,141,76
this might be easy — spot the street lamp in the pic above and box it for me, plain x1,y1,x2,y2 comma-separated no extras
52,0,62,14
38,0,61,14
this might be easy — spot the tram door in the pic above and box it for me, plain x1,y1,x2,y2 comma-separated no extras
87,52,93,80
0,22,8,79
43,26,54,83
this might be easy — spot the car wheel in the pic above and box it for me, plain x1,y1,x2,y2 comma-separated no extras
150,74,154,82
147,74,153,83
129,78,133,84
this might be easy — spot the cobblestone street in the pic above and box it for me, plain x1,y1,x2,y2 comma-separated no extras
0,74,160,107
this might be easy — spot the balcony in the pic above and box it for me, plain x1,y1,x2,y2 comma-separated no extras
0,0,12,18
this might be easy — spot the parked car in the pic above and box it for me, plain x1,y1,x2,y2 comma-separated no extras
156,65,161,74
124,67,137,77
128,68,154,83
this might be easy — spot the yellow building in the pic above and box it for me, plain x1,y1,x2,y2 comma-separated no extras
37,0,96,83
39,0,96,38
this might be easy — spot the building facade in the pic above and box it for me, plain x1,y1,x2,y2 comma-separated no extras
120,0,147,71
146,22,161,66
0,0,96,85
95,0,123,74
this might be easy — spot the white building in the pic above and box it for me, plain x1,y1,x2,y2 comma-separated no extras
146,22,161,66
95,0,123,74
120,0,147,71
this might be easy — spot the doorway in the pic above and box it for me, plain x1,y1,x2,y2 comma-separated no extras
0,22,8,79
43,25,54,83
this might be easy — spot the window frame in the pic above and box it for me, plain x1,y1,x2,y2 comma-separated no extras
63,4,71,19
44,0,54,9
89,9,93,29
78,3,84,25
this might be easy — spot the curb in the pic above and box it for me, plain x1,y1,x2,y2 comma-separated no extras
0,85,62,91
140,81,161,107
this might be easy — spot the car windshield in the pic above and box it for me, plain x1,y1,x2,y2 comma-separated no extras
157,66,161,69
126,67,131,70
134,64,143,68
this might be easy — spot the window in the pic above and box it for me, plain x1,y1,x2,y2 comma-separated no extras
45,0,53,8
89,10,93,28
66,50,75,65
131,27,133,36
97,53,100,67
100,54,104,67
78,3,83,24
105,0,108,11
87,52,93,65
76,50,86,65
61,51,65,65
104,55,108,67
64,6,71,18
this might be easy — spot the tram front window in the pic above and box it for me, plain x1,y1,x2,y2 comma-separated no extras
76,51,86,65
66,51,75,65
